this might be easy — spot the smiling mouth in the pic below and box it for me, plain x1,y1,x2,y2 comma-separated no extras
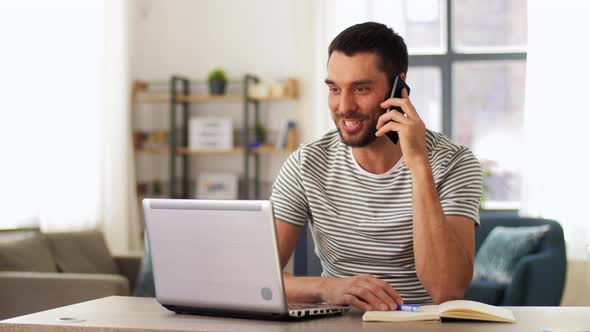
344,120,360,127
341,119,363,132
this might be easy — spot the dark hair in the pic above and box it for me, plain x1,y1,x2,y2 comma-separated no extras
328,22,408,86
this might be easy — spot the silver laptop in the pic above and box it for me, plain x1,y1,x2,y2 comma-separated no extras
142,198,349,320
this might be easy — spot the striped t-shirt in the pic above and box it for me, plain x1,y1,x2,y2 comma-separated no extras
270,129,482,304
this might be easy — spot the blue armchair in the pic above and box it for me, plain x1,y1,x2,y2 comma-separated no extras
464,212,567,306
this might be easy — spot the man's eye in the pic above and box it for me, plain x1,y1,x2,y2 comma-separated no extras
354,87,369,92
329,87,339,93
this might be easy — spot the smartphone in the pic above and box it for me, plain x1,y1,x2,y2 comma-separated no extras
384,75,411,145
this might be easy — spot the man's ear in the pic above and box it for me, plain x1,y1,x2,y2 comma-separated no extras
400,72,407,81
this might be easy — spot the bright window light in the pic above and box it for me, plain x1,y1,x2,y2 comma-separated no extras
0,1,104,229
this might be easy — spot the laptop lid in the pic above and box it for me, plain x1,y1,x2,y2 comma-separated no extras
143,199,288,316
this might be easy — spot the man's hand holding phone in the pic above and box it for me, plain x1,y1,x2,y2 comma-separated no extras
318,274,403,312
376,88,429,171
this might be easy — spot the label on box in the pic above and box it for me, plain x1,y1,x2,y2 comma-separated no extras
189,117,233,150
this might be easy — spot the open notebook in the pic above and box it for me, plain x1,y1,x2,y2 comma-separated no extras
363,300,515,323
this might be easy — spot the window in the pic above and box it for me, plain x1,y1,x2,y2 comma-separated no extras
367,0,527,208
0,1,105,229
405,67,442,132
453,0,527,52
373,0,446,54
454,61,526,205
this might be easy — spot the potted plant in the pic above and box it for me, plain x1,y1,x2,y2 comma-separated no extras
208,68,227,95
480,168,492,209
254,122,266,144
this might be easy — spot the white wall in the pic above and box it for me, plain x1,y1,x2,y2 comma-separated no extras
132,0,301,78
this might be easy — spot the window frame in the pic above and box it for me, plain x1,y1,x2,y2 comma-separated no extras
409,0,527,139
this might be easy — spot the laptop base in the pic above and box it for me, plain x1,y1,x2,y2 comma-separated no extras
162,304,345,321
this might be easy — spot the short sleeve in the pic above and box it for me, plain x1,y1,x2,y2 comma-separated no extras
269,149,309,227
437,148,483,224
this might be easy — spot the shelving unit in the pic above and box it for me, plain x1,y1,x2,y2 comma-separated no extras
132,74,296,200
134,93,292,103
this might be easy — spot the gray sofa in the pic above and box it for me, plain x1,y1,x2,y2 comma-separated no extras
0,228,142,320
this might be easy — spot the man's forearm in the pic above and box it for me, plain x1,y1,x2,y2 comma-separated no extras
283,272,324,303
410,162,473,303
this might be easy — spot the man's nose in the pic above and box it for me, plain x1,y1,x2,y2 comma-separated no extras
338,90,357,113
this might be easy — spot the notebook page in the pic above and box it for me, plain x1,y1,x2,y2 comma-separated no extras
439,300,515,322
363,305,439,322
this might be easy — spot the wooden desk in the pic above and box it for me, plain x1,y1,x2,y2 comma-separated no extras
1,296,589,332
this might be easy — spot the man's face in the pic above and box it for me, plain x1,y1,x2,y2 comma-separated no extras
325,51,390,147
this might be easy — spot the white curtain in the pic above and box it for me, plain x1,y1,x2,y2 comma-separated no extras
0,0,141,252
101,0,142,253
520,1,590,258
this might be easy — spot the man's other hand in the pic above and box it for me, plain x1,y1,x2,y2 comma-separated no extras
319,274,403,311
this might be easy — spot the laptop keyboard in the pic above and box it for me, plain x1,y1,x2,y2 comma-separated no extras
288,303,328,309
287,303,350,318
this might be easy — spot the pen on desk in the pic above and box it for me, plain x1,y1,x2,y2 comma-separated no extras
397,304,420,312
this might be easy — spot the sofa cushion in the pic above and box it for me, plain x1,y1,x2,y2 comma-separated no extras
45,231,119,274
464,279,507,305
0,231,58,272
473,225,550,284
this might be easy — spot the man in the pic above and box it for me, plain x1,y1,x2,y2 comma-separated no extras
270,22,482,311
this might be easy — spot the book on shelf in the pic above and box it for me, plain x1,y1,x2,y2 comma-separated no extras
362,300,515,323
275,119,297,150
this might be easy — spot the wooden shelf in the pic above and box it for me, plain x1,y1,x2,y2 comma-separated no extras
135,146,169,154
135,93,243,103
176,147,244,155
135,94,171,103
135,145,294,155
135,93,296,104
177,95,244,103
250,145,293,154
248,95,296,101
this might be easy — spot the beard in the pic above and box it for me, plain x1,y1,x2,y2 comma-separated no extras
333,111,380,147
